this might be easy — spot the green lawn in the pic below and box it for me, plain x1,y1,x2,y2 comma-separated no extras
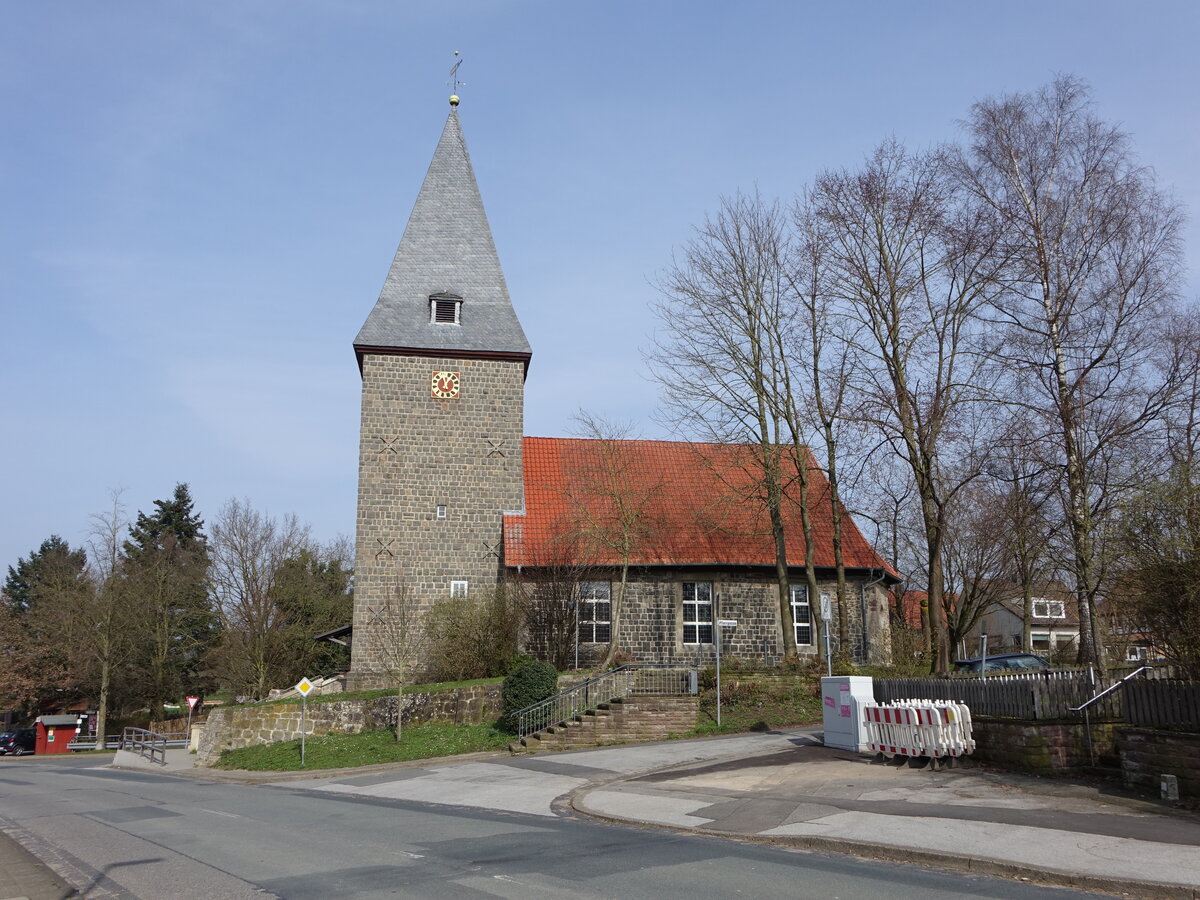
213,723,512,771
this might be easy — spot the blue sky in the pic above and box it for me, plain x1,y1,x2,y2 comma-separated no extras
3,1,1197,570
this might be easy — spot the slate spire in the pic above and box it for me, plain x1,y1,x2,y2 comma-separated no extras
354,106,531,367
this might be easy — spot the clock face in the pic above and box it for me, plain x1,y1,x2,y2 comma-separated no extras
431,370,461,399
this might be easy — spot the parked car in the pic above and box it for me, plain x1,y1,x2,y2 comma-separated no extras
954,653,1052,674
0,728,36,755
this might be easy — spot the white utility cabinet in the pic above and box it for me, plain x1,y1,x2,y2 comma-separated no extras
820,675,873,751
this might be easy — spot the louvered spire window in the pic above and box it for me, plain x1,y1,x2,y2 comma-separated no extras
430,293,462,325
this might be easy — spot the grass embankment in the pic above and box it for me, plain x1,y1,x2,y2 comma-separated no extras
214,722,512,771
695,673,824,735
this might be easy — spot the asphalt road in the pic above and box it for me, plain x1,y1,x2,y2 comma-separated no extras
0,755,1111,899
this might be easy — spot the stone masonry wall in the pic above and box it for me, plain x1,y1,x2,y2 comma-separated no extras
196,684,501,766
971,718,1119,773
1118,728,1200,798
565,569,891,667
352,353,525,681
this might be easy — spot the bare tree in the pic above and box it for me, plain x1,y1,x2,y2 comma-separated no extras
208,499,311,700
567,412,663,667
790,191,871,659
941,483,1009,657
511,530,598,670
650,193,820,660
815,139,1004,673
82,491,135,747
956,76,1185,673
362,581,425,740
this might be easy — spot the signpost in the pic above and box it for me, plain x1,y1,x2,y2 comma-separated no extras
820,594,833,677
715,619,737,727
296,677,314,767
185,695,200,740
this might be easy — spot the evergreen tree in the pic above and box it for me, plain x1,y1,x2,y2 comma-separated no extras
272,547,353,682
5,535,87,613
1,536,90,714
123,484,216,714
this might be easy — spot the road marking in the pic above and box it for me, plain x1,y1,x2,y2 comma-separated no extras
199,808,241,818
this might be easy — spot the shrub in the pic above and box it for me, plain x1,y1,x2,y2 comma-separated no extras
499,660,559,732
425,588,520,681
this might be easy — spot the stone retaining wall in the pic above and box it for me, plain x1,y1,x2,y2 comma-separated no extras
197,685,501,766
970,718,1119,773
1118,728,1200,798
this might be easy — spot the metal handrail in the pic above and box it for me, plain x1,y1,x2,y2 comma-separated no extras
120,727,168,765
1069,665,1154,712
514,664,696,739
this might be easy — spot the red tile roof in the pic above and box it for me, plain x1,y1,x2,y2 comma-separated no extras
504,437,895,573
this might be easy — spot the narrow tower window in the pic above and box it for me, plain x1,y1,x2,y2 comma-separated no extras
430,293,462,325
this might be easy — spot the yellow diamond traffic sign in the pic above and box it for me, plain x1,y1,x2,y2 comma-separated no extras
296,677,314,697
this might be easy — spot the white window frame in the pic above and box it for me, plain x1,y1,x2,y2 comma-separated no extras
682,582,713,645
436,504,447,519
578,581,611,643
1032,598,1066,619
450,580,468,599
790,584,813,647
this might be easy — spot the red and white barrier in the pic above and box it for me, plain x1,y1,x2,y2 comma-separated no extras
862,699,974,758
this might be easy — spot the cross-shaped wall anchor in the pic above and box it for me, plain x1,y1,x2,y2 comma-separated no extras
375,539,395,560
378,436,399,455
367,606,386,626
481,540,501,559
484,437,506,458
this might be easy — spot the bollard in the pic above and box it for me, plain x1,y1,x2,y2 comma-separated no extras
1161,774,1179,801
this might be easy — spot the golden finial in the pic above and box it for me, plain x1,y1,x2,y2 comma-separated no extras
448,50,465,107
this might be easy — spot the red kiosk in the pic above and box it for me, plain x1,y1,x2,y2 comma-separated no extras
35,714,81,754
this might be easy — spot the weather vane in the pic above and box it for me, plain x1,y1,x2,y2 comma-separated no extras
448,50,465,107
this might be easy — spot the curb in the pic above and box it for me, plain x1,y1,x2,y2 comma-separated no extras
570,791,1200,900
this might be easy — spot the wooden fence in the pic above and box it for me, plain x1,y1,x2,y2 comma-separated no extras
874,670,1121,721
1123,679,1200,732
876,669,1199,729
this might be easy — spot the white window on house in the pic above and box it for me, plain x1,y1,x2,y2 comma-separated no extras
430,294,462,325
790,584,813,646
1031,631,1051,650
578,581,612,643
450,580,468,598
1032,599,1066,619
682,582,713,645
436,504,447,519
1127,646,1149,661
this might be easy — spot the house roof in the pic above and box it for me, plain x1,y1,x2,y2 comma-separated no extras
992,581,1080,626
354,107,531,366
504,437,896,574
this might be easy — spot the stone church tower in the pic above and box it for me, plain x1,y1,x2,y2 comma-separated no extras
348,99,531,686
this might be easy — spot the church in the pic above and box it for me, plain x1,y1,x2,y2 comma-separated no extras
345,97,895,687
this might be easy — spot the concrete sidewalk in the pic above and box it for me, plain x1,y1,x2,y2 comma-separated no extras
572,735,1200,900
0,828,74,900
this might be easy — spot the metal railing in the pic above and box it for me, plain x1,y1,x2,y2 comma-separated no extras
515,664,696,739
70,732,189,752
120,727,168,765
